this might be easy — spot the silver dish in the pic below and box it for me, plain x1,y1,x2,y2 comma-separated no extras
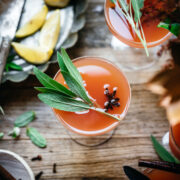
2,0,87,83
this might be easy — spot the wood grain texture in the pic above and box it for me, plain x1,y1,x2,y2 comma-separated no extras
0,0,170,179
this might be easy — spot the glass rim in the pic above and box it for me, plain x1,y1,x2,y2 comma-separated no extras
104,0,172,48
170,127,180,151
52,56,131,136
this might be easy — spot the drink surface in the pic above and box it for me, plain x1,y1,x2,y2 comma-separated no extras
170,123,180,160
53,57,130,136
105,0,171,48
144,169,180,180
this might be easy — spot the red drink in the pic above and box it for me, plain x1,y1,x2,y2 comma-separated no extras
104,0,171,48
169,123,180,160
53,57,130,136
144,169,180,180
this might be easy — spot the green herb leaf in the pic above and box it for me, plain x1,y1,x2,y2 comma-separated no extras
151,135,180,164
131,0,144,22
14,111,35,127
0,106,4,115
38,93,90,112
61,70,92,104
8,127,21,138
26,127,47,148
60,48,84,87
33,67,76,98
8,62,22,71
0,132,4,139
118,0,129,13
110,0,116,3
158,20,180,37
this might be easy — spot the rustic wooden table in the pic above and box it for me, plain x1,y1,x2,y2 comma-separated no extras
0,0,169,179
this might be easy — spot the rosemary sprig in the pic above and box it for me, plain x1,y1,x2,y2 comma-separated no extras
34,49,123,122
113,0,149,56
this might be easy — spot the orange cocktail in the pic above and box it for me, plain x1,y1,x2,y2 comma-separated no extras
104,0,171,48
53,57,130,136
144,169,180,180
169,123,180,160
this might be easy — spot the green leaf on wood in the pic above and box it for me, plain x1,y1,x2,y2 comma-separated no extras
14,111,35,127
151,135,180,164
26,127,47,148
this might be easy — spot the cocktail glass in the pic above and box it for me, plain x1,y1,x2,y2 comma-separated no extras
104,0,172,71
52,57,131,146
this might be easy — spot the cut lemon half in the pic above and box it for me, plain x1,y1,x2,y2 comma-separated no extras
44,0,70,8
16,5,48,38
39,9,60,50
11,42,53,64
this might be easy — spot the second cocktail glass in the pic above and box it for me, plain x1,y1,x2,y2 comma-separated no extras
104,0,172,71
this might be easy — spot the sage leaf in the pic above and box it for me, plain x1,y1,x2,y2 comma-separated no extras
60,48,84,87
131,0,144,22
61,70,92,104
151,135,180,164
14,111,35,127
110,0,116,3
35,87,70,96
38,93,90,112
33,67,76,98
26,127,47,148
57,52,68,72
118,0,129,13
158,20,180,37
7,62,22,71
0,132,4,139
8,127,21,138
0,106,4,115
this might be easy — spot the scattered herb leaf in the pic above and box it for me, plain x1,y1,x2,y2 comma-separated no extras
8,127,21,138
14,111,35,127
151,135,180,164
0,132,4,139
31,155,42,161
26,127,47,148
35,171,43,180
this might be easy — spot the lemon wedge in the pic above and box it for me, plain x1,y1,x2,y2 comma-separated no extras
44,0,70,8
39,10,60,50
16,5,48,38
11,42,53,64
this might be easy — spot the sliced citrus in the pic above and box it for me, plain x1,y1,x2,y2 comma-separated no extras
11,42,53,64
39,9,60,50
16,5,48,38
44,0,70,8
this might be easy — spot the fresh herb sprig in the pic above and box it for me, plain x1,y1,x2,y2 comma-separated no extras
111,0,149,56
34,49,122,122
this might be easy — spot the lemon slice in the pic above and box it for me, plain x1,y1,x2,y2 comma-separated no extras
12,42,53,64
16,5,48,38
39,9,60,50
44,0,70,8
